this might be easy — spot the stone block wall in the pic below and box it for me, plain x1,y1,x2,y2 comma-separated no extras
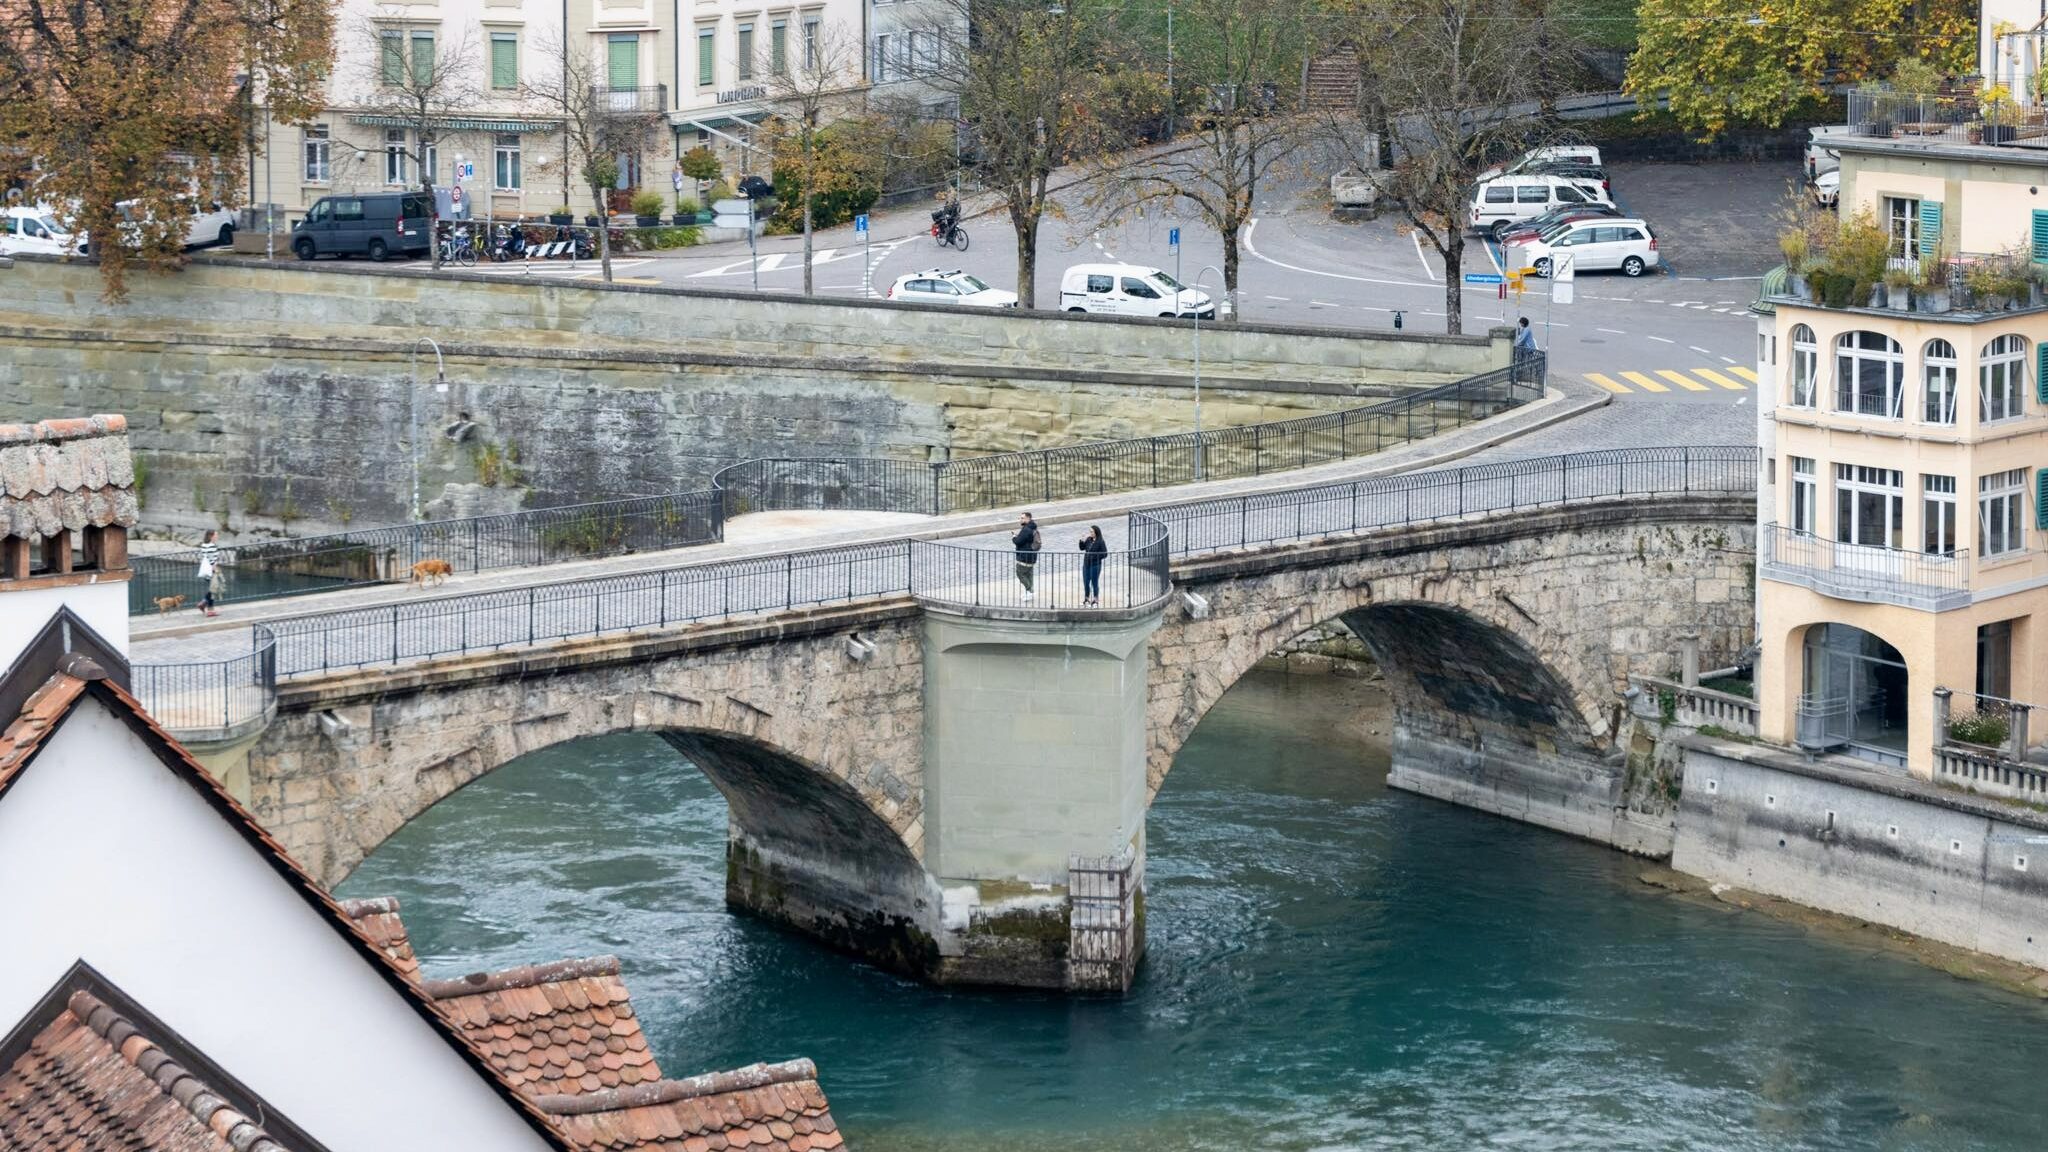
0,257,1510,538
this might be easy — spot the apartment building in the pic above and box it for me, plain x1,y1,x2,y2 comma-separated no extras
249,0,868,224
1757,110,2048,779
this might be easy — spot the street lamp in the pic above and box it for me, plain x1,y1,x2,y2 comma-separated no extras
410,338,445,523
1191,264,1223,479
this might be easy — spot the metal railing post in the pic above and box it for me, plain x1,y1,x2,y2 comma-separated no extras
2010,703,2031,760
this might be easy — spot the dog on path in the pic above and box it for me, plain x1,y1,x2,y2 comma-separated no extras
154,594,187,615
409,558,453,588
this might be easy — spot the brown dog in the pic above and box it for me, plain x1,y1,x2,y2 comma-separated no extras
409,558,453,588
154,594,187,615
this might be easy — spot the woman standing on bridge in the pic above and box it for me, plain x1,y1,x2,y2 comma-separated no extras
1079,525,1108,607
196,529,224,617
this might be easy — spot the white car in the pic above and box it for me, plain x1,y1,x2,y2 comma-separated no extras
1477,144,1605,182
81,198,236,255
0,205,80,256
887,268,1018,307
1058,263,1213,319
1514,217,1659,278
1810,170,1840,209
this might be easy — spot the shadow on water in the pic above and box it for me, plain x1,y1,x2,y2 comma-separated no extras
340,669,2048,1152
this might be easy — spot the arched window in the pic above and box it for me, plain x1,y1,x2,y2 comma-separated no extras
1835,331,1904,418
1922,339,1957,424
1787,324,1817,407
1980,333,2027,422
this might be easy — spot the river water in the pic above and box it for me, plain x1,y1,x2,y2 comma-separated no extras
339,670,2048,1150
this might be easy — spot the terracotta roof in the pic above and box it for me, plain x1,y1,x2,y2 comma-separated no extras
536,1061,844,1152
0,989,292,1152
421,957,662,1098
0,642,579,1151
337,896,422,980
0,413,138,539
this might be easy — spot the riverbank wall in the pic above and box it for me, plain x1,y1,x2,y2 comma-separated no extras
0,255,1508,538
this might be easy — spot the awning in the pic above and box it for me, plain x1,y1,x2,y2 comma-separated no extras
348,115,561,133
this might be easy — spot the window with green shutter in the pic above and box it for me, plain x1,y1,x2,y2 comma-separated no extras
2034,209,2048,263
2038,468,2048,530
410,32,435,86
697,28,715,86
608,33,639,89
380,31,405,85
2039,343,2048,406
1918,201,1942,256
490,33,518,89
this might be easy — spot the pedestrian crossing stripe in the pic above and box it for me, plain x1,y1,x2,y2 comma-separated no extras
1586,368,1754,395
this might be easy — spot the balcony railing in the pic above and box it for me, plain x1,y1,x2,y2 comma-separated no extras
1846,90,2048,147
1759,523,1971,611
592,84,668,113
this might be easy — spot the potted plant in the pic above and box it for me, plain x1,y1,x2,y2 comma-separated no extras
1882,266,1912,310
1965,258,2022,309
1913,247,1951,313
1779,230,1810,297
548,205,573,225
681,146,722,206
1982,82,2017,143
630,189,666,228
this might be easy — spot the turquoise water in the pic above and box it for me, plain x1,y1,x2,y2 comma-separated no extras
340,671,2048,1150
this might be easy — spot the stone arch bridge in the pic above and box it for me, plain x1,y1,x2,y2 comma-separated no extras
243,492,1753,991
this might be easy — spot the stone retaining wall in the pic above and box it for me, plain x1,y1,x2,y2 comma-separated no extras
0,257,1510,538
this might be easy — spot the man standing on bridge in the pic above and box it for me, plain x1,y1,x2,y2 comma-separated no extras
1013,512,1041,600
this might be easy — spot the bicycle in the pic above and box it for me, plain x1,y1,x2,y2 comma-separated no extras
439,224,478,267
932,219,969,252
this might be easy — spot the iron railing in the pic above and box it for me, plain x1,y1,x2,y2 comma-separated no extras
1845,90,2042,147
908,513,1172,613
128,625,278,741
1758,523,1971,611
125,356,1544,617
128,491,725,614
594,84,669,113
1150,445,1754,555
131,443,1754,733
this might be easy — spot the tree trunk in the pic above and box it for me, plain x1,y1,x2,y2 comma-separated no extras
803,189,815,296
1221,220,1241,324
598,211,613,281
424,170,442,271
1014,204,1039,309
1442,230,1463,334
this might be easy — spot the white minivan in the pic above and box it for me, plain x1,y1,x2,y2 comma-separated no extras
1467,174,1611,239
1059,263,1214,319
1478,144,1605,182
0,205,80,256
1512,217,1660,278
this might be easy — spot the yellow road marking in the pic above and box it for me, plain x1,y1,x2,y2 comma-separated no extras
1584,373,1631,394
1691,367,1748,390
1728,365,1759,382
1619,371,1670,393
1656,369,1712,392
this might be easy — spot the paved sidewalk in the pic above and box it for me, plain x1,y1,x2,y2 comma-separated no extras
131,381,1606,661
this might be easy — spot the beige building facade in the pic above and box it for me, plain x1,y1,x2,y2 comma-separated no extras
1759,134,2048,776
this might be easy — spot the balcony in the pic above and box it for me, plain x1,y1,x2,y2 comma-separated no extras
1759,523,1971,611
1771,251,2048,321
592,85,668,114
1844,90,2048,149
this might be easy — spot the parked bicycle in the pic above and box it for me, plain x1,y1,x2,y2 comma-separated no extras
438,223,477,267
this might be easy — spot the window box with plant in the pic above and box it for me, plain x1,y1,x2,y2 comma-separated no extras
548,206,574,225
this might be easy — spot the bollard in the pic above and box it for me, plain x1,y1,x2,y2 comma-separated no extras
2009,703,2031,761
1933,687,1953,749
1679,633,1700,688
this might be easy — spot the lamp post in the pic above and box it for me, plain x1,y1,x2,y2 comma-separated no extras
409,338,445,523
1191,265,1222,479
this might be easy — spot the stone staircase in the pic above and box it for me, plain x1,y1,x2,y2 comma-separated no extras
1304,43,1361,112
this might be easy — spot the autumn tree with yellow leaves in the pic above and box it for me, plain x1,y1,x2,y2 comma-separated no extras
0,0,335,296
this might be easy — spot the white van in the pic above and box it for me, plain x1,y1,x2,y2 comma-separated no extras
1059,263,1214,319
1468,174,1611,239
0,205,79,256
1478,145,1605,182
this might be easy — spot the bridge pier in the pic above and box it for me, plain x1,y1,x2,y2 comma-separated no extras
920,605,1162,992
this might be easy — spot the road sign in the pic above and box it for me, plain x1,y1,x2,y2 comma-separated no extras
1169,226,1180,252
449,185,464,207
1462,272,1503,284
854,214,869,235
458,162,473,180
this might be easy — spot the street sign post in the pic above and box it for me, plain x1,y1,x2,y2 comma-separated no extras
855,213,870,296
1170,226,1181,288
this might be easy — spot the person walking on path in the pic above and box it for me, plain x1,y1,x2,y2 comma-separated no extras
196,529,224,617
1012,512,1041,600
1078,525,1108,606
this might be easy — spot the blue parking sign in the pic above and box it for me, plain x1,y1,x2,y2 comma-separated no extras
854,214,869,235
1169,227,1180,251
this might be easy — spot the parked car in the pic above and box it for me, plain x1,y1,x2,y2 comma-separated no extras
1477,144,1604,182
79,198,236,256
887,268,1019,307
1523,160,1611,196
1513,217,1660,278
1059,263,1214,319
1467,174,1611,239
0,205,80,256
1810,169,1840,209
290,192,435,261
1497,203,1622,246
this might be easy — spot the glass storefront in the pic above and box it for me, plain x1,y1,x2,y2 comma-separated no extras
1802,623,1909,765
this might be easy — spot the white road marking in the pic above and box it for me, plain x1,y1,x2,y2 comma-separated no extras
1241,218,1515,300
1597,327,1625,334
1311,300,1339,307
1720,355,1738,364
1689,346,1713,355
1645,298,1664,303
1648,335,1675,344
1265,295,1290,301
1411,231,1438,281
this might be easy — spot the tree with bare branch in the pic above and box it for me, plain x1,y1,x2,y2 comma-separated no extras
761,22,875,296
0,0,332,297
525,28,665,282
347,11,484,268
1089,0,1311,321
918,0,1125,308
1323,0,1569,333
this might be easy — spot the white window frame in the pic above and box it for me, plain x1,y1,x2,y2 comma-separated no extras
1883,195,1920,259
803,16,820,70
384,128,409,185
1835,464,1904,549
1980,333,2027,423
1923,474,1957,555
493,133,521,191
1787,323,1816,407
1923,339,1958,424
1980,468,2027,558
303,124,331,184
1790,456,1817,535
1834,330,1904,419
874,33,891,82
